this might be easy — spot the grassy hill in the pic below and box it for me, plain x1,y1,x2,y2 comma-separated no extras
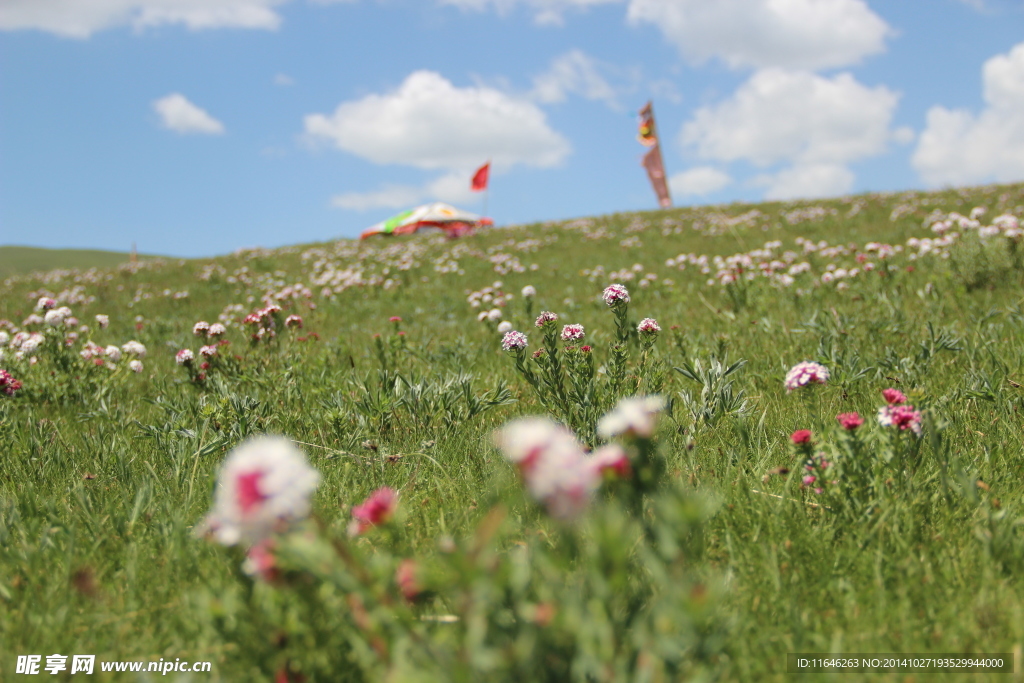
0,245,165,279
2,182,1024,681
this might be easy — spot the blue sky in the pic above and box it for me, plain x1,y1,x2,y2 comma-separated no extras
2,0,1023,257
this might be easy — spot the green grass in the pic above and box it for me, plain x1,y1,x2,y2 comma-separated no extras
2,183,1024,680
0,245,166,279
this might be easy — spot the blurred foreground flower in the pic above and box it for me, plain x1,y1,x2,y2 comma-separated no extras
493,417,600,521
597,395,666,439
198,436,320,546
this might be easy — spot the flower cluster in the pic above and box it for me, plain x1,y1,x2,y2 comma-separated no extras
501,330,528,351
1,302,143,375
602,283,630,306
466,282,512,309
243,304,283,342
637,318,661,334
876,387,922,435
784,361,829,391
560,324,585,342
535,311,558,328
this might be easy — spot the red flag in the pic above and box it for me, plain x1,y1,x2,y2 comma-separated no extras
470,162,490,192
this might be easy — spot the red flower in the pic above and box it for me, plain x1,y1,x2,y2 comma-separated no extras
790,429,813,445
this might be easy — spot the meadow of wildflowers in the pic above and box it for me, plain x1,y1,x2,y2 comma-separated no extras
2,182,1024,680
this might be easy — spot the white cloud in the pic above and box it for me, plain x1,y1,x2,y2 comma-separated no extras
681,69,899,167
153,93,225,135
0,0,288,38
626,0,889,71
668,167,731,196
273,73,294,86
756,163,855,200
680,68,901,201
304,70,570,171
912,42,1024,187
438,0,620,26
531,50,618,106
331,171,477,211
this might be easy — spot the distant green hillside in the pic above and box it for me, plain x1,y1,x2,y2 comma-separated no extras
0,245,164,278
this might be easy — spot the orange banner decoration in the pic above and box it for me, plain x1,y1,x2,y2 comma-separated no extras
638,102,671,208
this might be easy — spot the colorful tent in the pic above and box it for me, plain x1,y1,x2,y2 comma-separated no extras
359,203,492,240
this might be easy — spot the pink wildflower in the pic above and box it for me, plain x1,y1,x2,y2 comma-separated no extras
535,311,558,328
881,388,907,405
560,324,585,342
388,316,402,323
602,283,630,306
175,349,194,365
836,412,864,430
208,323,227,336
784,361,829,391
878,404,923,435
200,345,218,358
348,487,398,536
95,314,109,329
637,317,661,334
121,340,146,358
501,330,528,351
285,315,303,329
193,321,210,337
